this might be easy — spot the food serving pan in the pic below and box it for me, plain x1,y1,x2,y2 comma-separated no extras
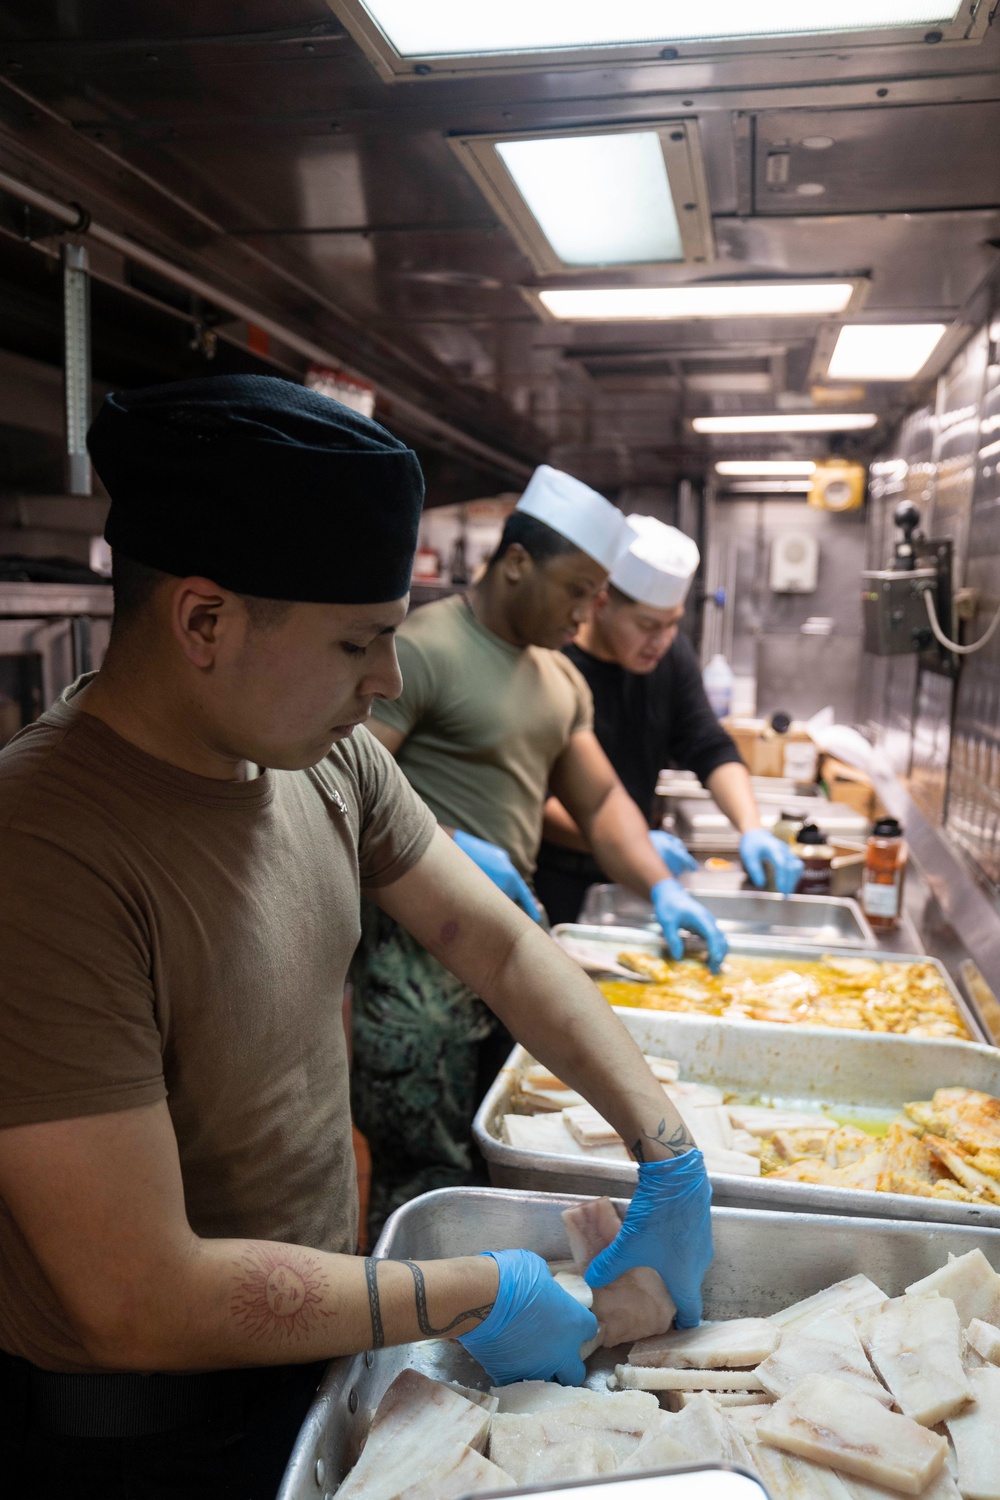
672,798,870,851
656,771,820,803
552,923,987,1045
578,885,877,950
473,1008,1000,1227
277,1189,1000,1499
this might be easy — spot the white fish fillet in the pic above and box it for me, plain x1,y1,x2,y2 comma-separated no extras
643,1054,680,1084
620,1424,692,1473
726,1404,778,1440
615,1364,766,1391
757,1313,894,1407
771,1274,889,1335
562,1104,622,1147
756,1373,948,1495
553,1270,593,1309
728,1106,837,1137
490,1382,610,1416
501,1112,630,1163
944,1365,1000,1500
630,1317,778,1369
521,1086,585,1111
750,1440,855,1500
733,1129,764,1157
447,1382,500,1416
666,1081,726,1107
489,1392,662,1475
562,1199,676,1347
677,1103,735,1153
966,1318,1000,1365
702,1145,762,1178
840,1469,963,1500
337,1370,492,1500
906,1250,1000,1330
395,1446,514,1500
867,1294,971,1426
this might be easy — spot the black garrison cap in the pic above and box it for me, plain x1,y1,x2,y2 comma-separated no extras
87,374,425,603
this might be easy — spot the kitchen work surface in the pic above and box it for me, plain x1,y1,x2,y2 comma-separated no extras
579,887,877,950
277,1189,1000,1499
474,1010,1000,1228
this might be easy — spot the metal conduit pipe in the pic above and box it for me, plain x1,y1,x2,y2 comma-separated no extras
0,166,535,484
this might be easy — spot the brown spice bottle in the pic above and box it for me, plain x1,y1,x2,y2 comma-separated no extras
861,817,907,932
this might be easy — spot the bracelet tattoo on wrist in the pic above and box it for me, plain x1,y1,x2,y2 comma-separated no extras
364,1258,385,1349
632,1118,694,1162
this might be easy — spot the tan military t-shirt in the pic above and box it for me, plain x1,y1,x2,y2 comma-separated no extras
372,594,593,879
0,681,435,1372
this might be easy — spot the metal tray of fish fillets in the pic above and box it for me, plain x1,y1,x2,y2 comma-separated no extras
473,1010,1000,1229
551,923,988,1045
579,885,877,950
278,1188,1000,1499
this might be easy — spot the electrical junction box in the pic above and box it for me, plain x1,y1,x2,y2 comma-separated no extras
861,568,936,655
808,460,867,513
770,532,819,593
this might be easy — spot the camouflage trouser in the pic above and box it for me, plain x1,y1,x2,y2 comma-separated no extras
350,902,513,1244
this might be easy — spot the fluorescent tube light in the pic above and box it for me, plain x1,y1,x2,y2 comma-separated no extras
694,413,878,433
724,479,814,493
538,283,856,321
495,133,682,266
826,323,948,380
352,2,963,57
715,461,817,476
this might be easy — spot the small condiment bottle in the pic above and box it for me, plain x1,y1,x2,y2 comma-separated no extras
772,810,803,846
791,822,835,895
861,817,907,932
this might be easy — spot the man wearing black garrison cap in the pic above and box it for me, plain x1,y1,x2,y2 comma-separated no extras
0,376,711,1498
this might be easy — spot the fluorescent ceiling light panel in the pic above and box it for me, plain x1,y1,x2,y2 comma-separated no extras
826,323,948,380
351,2,964,56
725,479,814,493
694,413,878,433
715,460,817,476
538,283,856,321
495,133,682,266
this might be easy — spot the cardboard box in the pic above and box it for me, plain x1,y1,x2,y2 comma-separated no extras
723,718,819,781
821,756,885,822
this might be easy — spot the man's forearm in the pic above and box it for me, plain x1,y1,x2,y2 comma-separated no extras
586,783,670,900
99,1241,499,1373
541,796,589,853
706,762,762,836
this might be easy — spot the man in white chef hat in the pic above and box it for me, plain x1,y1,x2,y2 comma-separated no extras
536,513,804,925
354,466,726,1237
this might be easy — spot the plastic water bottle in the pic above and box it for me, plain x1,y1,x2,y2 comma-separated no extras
703,654,735,718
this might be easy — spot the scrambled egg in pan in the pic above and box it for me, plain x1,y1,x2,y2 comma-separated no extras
598,952,969,1039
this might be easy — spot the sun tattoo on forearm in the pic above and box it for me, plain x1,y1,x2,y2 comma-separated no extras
231,1245,333,1344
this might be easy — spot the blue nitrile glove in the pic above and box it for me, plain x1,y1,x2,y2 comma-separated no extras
651,878,728,973
740,829,805,897
454,830,542,923
585,1150,713,1330
457,1249,599,1386
649,829,698,877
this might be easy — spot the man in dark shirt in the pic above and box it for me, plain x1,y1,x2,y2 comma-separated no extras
536,515,803,925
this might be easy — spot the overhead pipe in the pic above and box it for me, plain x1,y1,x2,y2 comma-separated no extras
0,166,534,483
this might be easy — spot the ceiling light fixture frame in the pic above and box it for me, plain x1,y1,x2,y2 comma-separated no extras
809,319,971,385
326,1,990,82
523,276,870,324
449,121,714,275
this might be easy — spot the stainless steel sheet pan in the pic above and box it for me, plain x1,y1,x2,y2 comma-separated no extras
672,797,870,851
473,1007,1000,1227
552,923,987,1044
578,886,877,949
278,1189,1000,1499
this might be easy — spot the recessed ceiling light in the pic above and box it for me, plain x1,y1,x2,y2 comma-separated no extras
693,413,878,433
715,460,817,476
332,2,973,78
722,479,815,493
826,323,948,381
536,282,858,321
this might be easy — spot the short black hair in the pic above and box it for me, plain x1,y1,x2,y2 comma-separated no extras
110,552,292,633
488,511,582,569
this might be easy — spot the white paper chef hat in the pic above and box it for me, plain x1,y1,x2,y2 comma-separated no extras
515,464,627,572
610,514,701,609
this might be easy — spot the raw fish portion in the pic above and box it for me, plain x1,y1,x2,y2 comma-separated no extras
726,1405,778,1439
615,1364,766,1391
447,1382,499,1416
670,1391,746,1463
756,1313,893,1406
944,1366,1000,1500
337,1370,492,1500
562,1104,621,1147
630,1317,778,1369
493,1432,617,1484
396,1446,514,1500
702,1145,762,1177
501,1112,630,1163
619,1425,692,1472
841,1470,963,1500
552,1270,593,1309
756,1373,947,1495
867,1294,971,1426
673,1103,734,1153
490,1382,608,1416
643,1054,680,1084
907,1249,1000,1329
966,1318,1000,1364
521,1086,585,1111
489,1392,662,1474
562,1199,676,1346
751,1440,855,1500
771,1274,889,1335
729,1106,836,1137
733,1130,763,1157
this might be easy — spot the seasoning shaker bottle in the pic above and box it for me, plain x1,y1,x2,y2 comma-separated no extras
791,822,835,896
861,817,907,932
